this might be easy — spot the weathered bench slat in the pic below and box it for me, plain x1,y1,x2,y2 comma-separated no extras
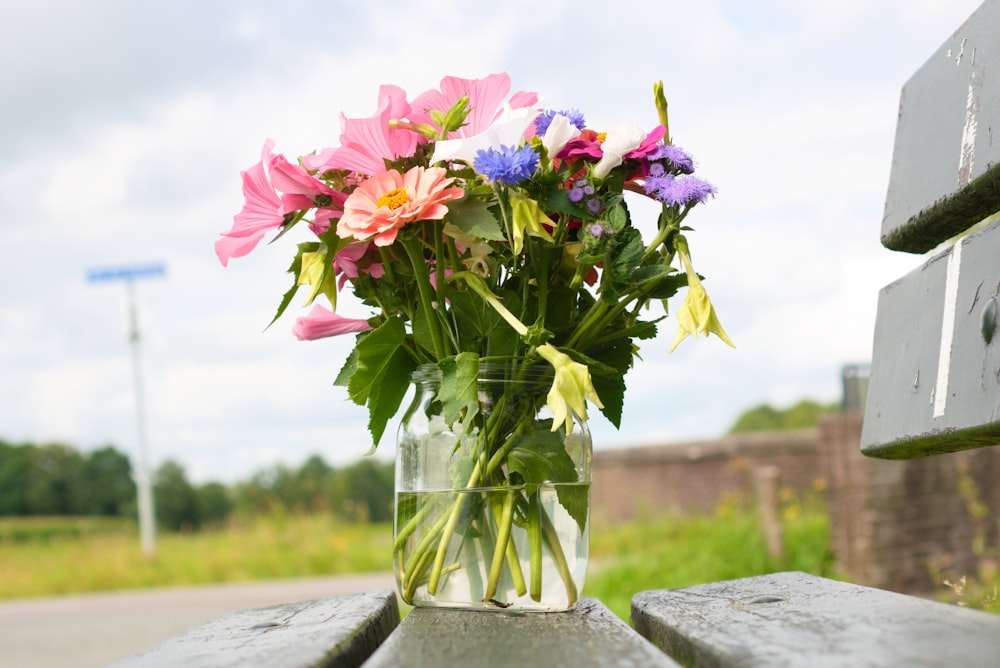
363,597,680,667
631,571,1000,667
107,589,399,668
881,0,1000,254
862,217,1000,458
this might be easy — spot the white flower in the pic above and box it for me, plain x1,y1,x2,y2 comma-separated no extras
541,114,581,158
430,105,539,165
592,122,646,179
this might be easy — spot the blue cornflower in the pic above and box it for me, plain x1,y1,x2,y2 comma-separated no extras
535,109,586,137
647,144,695,173
644,174,716,206
474,145,540,185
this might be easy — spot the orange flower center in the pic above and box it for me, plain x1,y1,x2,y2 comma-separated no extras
376,188,410,209
595,132,607,143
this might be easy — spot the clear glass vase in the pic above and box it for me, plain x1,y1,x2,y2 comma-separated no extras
393,362,592,612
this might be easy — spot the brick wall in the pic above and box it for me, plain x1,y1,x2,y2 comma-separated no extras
591,429,823,522
820,413,1000,594
592,417,1000,595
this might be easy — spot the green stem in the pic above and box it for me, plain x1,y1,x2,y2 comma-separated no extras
400,235,449,360
528,488,542,600
540,505,578,606
484,488,517,601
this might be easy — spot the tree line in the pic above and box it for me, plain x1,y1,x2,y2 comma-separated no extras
0,440,393,531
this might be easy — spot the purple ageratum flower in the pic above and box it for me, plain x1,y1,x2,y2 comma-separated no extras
535,109,586,137
568,186,585,203
473,144,540,184
647,144,695,173
586,198,602,214
644,174,717,206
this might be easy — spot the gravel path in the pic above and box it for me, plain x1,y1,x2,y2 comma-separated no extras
0,572,396,668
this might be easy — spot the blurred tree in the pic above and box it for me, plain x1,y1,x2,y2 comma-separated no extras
195,482,233,527
728,399,840,433
335,458,394,522
24,443,83,515
0,441,32,514
73,446,135,516
154,459,200,531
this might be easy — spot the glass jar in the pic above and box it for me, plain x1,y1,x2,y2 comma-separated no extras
393,362,591,612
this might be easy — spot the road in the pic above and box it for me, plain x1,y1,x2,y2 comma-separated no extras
0,572,396,668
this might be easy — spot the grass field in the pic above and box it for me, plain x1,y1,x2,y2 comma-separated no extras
1,495,995,621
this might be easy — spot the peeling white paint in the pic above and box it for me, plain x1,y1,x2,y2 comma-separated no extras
934,240,963,418
958,72,979,187
954,37,968,65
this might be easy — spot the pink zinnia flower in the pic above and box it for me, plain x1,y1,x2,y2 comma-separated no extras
409,73,538,139
293,304,372,340
304,85,423,175
215,140,284,266
336,166,465,247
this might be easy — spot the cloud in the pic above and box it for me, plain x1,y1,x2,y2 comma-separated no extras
0,0,985,482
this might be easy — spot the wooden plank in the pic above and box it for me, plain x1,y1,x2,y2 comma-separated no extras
862,218,1000,458
108,589,399,668
881,0,1000,253
363,597,679,667
632,571,1000,667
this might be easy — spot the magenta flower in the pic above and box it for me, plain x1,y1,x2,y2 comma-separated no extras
334,243,386,289
215,140,284,266
304,85,423,175
409,73,538,139
557,125,666,172
292,304,373,340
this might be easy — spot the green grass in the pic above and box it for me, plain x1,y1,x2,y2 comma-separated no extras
583,493,837,620
10,495,995,624
0,513,392,599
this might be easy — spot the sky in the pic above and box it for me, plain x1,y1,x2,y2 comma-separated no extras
0,0,986,484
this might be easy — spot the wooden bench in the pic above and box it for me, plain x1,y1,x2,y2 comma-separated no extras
110,572,1000,667
114,2,1000,666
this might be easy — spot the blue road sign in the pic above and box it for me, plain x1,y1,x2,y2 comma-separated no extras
86,263,167,283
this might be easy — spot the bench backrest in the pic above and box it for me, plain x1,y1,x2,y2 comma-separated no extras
862,0,1000,459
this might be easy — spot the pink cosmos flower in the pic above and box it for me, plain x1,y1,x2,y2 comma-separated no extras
215,139,284,266
409,73,538,139
268,152,348,213
304,85,423,175
292,304,372,340
336,166,465,247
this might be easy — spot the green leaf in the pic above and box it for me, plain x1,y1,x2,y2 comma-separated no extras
556,483,590,535
411,303,437,357
542,187,592,220
447,197,505,241
609,226,644,286
334,344,360,387
507,429,577,486
266,241,320,328
343,318,418,448
582,338,635,429
365,348,417,448
604,203,628,232
438,353,480,426
631,265,687,299
507,428,589,533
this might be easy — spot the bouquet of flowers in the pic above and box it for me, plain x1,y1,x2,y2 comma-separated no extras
217,72,732,610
